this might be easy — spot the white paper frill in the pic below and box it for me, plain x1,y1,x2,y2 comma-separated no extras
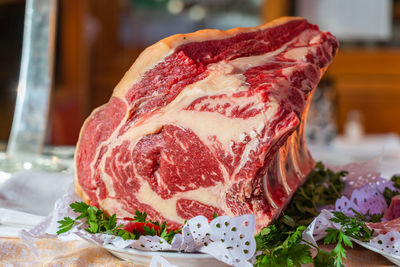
19,184,256,267
304,160,400,265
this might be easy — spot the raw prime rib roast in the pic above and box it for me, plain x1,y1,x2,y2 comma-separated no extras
75,17,338,231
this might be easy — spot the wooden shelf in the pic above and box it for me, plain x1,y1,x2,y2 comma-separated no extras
326,49,400,134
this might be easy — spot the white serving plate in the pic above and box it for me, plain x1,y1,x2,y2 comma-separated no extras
102,244,229,267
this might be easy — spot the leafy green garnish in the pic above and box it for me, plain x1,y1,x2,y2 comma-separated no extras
324,228,352,267
350,208,383,223
255,210,375,267
254,163,361,267
114,228,137,240
313,249,335,267
57,202,119,235
158,221,181,243
254,208,374,267
323,211,374,267
254,224,312,267
330,211,374,242
133,210,147,222
284,162,347,227
383,187,399,206
143,225,158,236
383,175,400,205
56,217,75,235
57,201,181,242
391,175,400,188
60,162,381,267
255,214,336,267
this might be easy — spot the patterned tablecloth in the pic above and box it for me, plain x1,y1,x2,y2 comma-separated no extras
0,237,138,267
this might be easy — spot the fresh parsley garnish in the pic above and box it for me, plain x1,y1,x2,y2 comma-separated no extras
324,228,352,267
60,162,381,267
255,163,352,267
350,208,383,223
254,215,335,267
313,249,335,267
383,175,400,205
57,202,181,242
391,175,400,188
56,217,75,235
114,228,136,240
255,210,374,267
133,210,147,222
57,201,119,235
329,211,374,242
383,187,399,206
158,222,181,243
284,162,347,227
254,223,312,267
323,211,374,267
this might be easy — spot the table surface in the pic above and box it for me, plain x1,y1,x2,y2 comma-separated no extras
0,237,139,266
0,237,395,267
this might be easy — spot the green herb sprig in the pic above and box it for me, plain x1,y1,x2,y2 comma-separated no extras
254,162,375,267
57,202,180,242
284,162,347,227
383,175,400,205
324,211,374,267
254,215,335,267
57,201,118,235
323,228,352,267
254,223,313,267
351,208,383,223
59,162,381,267
255,210,374,267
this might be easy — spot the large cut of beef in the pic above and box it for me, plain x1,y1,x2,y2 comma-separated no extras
75,17,338,231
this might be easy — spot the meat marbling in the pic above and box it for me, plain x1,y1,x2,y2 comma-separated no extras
75,17,338,231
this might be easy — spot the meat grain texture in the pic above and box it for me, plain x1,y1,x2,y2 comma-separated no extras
75,17,338,231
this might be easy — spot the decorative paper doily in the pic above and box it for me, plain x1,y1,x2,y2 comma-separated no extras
328,158,382,197
19,159,400,266
19,185,256,267
305,160,400,265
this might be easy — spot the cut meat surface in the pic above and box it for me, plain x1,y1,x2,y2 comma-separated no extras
367,218,400,235
367,196,400,235
384,195,400,221
75,17,338,231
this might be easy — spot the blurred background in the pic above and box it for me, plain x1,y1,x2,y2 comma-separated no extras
0,0,400,170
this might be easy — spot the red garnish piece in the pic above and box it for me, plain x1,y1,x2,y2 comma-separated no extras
123,221,161,235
